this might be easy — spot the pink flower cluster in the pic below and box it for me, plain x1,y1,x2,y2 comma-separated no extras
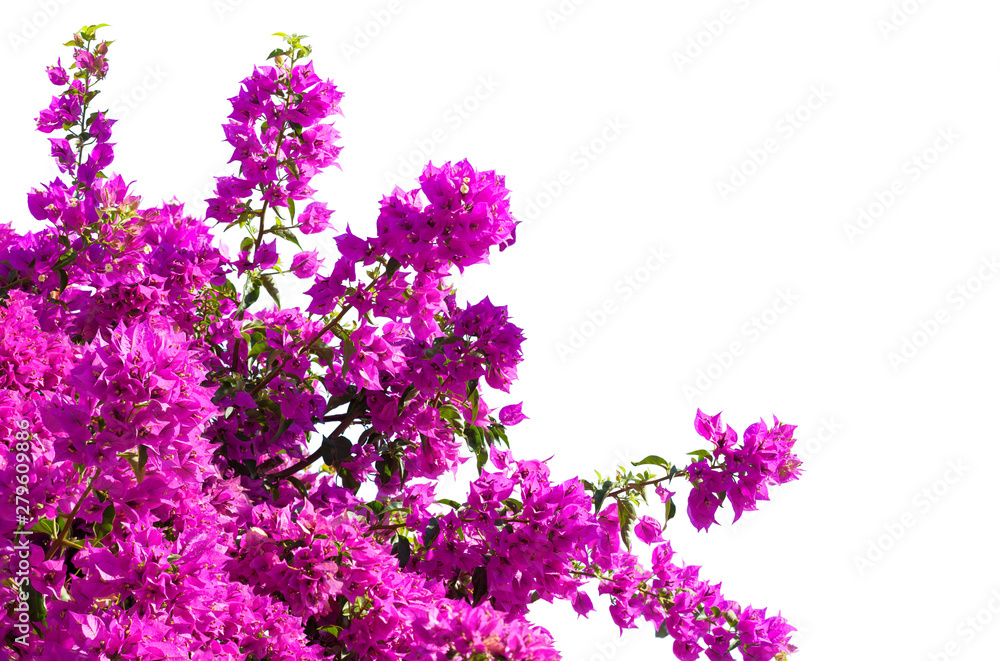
686,410,803,531
415,450,598,618
579,498,797,661
374,160,517,274
0,27,801,661
207,58,343,230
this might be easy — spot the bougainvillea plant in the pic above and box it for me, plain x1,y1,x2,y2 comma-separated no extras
0,26,803,661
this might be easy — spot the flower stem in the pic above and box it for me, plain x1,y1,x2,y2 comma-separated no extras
606,471,687,499
44,468,100,560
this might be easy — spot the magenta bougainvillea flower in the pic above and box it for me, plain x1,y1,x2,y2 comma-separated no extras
0,27,801,661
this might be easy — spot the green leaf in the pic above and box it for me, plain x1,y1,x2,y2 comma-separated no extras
266,417,293,449
57,268,68,294
27,582,46,624
338,467,361,494
94,502,116,544
333,435,353,463
687,449,713,462
82,23,110,37
127,444,148,483
248,340,270,357
385,256,402,280
489,423,509,448
471,565,489,606
665,497,677,527
391,535,411,569
267,48,286,59
101,503,115,527
260,273,281,307
501,497,523,513
340,337,356,376
31,518,56,537
617,500,636,551
438,403,465,434
436,499,462,510
240,236,255,252
270,227,302,249
325,391,354,412
464,426,484,455
287,197,296,221
468,381,479,422
321,440,336,467
460,428,490,475
286,475,309,499
592,480,613,514
631,455,672,471
472,441,488,475
53,248,77,269
374,457,398,484
397,384,417,414
423,517,440,547
311,345,336,372
239,278,261,313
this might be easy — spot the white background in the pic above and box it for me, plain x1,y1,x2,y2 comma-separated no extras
3,1,999,660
